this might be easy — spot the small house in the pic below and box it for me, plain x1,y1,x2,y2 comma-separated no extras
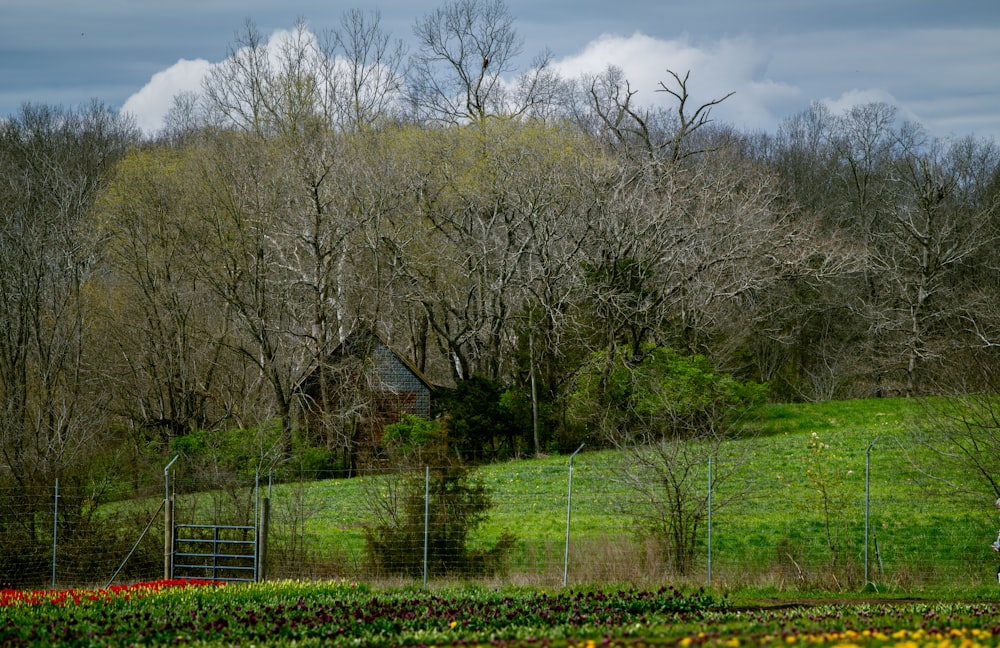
297,328,434,472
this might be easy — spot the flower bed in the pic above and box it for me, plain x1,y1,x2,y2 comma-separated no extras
0,578,222,607
1,581,999,647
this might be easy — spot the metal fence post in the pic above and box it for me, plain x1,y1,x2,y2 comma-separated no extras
258,497,270,582
865,437,878,584
51,478,58,589
423,466,429,589
164,455,178,579
254,470,259,583
257,472,271,583
564,443,584,587
707,457,713,587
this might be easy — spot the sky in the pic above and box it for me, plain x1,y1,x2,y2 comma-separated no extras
2,0,999,141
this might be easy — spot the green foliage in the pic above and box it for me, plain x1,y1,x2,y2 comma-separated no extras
433,376,523,461
169,428,210,456
382,413,443,451
568,343,768,441
17,579,1000,646
168,424,284,530
362,464,516,578
0,581,731,646
285,446,346,480
364,407,517,575
170,424,282,476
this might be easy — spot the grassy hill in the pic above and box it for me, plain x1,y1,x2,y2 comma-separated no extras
260,397,997,590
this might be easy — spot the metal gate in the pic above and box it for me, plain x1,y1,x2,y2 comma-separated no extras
171,524,257,583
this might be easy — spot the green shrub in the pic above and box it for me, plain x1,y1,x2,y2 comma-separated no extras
432,375,524,461
363,464,516,578
568,343,767,442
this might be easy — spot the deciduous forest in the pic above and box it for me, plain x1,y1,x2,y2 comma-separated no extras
1,0,999,584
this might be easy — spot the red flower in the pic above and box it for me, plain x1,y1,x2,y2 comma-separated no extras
0,579,223,608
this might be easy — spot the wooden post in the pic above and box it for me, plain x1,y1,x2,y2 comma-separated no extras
257,497,269,582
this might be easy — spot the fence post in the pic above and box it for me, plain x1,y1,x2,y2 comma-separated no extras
254,470,259,583
258,496,270,582
164,455,178,579
51,478,58,589
564,443,584,587
707,457,713,587
865,437,878,584
423,466,429,589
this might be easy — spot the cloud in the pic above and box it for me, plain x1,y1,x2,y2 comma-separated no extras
770,27,1000,140
124,28,806,136
549,32,798,132
120,58,212,135
121,27,316,135
818,87,917,123
121,26,999,141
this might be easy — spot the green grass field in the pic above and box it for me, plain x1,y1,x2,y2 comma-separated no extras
221,397,1000,591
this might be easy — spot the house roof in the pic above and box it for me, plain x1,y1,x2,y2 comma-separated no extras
297,326,436,394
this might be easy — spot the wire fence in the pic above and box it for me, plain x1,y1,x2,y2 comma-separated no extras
1,451,997,591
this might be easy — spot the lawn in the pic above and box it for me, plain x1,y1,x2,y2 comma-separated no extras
250,396,999,589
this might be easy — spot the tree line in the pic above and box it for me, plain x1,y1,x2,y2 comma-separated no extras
2,0,999,509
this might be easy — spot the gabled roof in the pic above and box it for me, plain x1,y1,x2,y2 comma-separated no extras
297,326,435,394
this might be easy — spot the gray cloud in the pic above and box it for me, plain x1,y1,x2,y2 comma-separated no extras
2,0,998,140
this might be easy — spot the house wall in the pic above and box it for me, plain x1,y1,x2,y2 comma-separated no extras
373,345,431,418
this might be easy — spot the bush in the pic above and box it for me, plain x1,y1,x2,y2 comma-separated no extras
432,376,524,462
363,465,517,578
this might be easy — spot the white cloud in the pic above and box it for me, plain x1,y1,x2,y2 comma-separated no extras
121,28,317,135
124,28,805,136
120,58,212,135
549,32,798,132
820,88,897,114
120,26,998,141
818,88,923,130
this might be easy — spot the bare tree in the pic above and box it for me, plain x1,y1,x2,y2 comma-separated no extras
658,69,734,164
329,9,408,130
570,345,764,575
198,18,411,457
382,118,604,387
613,427,750,575
187,132,302,455
96,145,236,445
202,20,277,135
399,122,535,380
0,103,138,580
820,105,1000,396
581,66,732,172
408,0,553,123
160,90,206,143
884,137,1000,394
762,104,869,400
